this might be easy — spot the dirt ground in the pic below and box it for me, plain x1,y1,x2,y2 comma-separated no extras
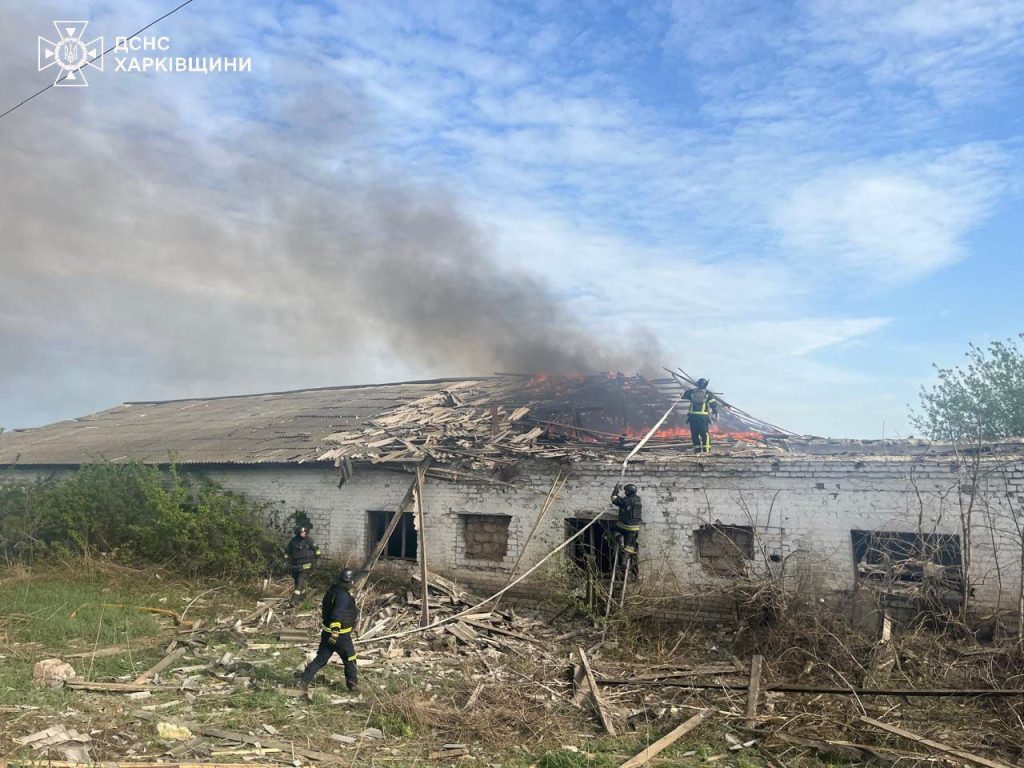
1,562,1021,768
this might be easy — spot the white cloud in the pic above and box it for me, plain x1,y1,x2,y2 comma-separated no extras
774,145,1007,283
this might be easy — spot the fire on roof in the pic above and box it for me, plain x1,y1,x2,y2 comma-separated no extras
319,370,795,469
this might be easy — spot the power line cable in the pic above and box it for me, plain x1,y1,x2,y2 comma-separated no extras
0,0,197,123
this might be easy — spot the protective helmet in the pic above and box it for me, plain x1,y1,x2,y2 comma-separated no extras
696,378,709,388
338,568,356,585
623,483,637,495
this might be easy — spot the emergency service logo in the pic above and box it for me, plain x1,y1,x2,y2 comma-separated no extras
38,21,104,87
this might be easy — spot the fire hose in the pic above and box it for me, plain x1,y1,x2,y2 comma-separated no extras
618,401,678,484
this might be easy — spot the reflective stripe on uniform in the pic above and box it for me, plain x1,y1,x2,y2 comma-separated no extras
346,655,357,662
618,524,641,531
302,562,313,570
322,625,353,633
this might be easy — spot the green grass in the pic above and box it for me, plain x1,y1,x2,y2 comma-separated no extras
0,574,164,646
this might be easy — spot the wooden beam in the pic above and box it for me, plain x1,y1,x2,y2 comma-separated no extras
618,710,711,768
416,462,429,628
571,662,589,705
744,655,763,729
66,681,179,693
461,682,484,712
859,717,1012,768
134,645,187,684
578,646,616,736
360,457,431,580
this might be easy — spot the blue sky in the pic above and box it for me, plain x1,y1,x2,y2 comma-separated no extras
1,0,1023,437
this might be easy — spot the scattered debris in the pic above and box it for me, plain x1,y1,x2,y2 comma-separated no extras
5,571,1021,767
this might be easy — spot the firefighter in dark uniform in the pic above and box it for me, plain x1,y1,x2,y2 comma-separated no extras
284,525,320,605
683,378,718,453
610,483,642,555
299,568,359,693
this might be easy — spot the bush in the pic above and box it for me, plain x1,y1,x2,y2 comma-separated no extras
0,463,283,579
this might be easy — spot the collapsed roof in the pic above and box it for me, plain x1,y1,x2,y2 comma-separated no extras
319,372,794,470
0,371,789,467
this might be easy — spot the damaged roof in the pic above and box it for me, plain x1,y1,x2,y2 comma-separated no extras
0,372,788,468
0,378,490,466
5,372,1017,469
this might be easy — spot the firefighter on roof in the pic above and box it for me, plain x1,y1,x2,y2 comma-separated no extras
299,567,360,693
683,378,718,453
285,525,320,605
611,483,642,555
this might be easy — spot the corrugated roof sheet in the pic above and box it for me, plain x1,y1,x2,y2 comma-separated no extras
0,378,488,466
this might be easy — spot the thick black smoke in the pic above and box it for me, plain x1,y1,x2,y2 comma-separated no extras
0,4,660,428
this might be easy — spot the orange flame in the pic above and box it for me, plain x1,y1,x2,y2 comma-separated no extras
620,425,765,444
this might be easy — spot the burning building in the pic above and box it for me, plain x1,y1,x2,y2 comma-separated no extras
2,372,1022,625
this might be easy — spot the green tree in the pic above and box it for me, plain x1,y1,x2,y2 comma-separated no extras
911,334,1024,441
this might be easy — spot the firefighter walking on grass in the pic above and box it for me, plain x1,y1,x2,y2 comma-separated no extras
299,568,359,693
683,378,718,453
610,483,642,556
284,525,320,605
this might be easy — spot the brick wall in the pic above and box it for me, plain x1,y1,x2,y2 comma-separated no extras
4,452,1023,614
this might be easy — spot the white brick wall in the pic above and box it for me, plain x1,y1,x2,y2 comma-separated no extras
4,453,1023,611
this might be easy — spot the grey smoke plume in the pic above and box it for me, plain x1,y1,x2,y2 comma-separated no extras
0,4,660,428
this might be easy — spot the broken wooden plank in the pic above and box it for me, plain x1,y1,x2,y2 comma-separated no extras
66,681,179,693
235,603,274,628
444,622,479,645
428,746,469,760
461,682,484,712
618,710,711,768
859,716,1013,768
411,570,481,604
578,646,616,737
460,618,536,643
745,654,763,729
135,645,187,684
571,662,589,705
